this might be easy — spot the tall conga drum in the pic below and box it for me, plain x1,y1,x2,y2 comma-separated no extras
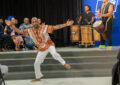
80,25,94,46
70,25,80,42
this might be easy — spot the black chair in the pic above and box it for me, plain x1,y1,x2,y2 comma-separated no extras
0,69,5,85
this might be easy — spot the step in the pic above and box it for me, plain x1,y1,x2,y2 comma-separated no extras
0,50,118,59
8,62,116,72
5,69,112,80
0,56,117,66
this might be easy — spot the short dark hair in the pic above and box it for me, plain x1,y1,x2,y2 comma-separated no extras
84,4,90,9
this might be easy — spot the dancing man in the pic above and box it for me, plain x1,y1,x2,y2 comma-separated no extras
5,17,74,82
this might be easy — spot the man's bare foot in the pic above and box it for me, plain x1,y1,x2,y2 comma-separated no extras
64,64,71,70
31,78,41,82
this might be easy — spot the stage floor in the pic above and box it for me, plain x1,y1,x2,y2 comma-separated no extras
6,77,112,85
1,46,120,54
0,46,118,80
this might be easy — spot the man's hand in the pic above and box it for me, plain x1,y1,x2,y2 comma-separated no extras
5,20,11,26
88,22,91,25
66,20,74,26
5,20,24,34
97,13,101,18
28,24,33,28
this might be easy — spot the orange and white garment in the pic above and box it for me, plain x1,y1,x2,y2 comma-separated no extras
23,25,55,51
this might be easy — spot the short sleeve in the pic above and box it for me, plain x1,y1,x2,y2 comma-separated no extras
23,29,29,36
47,25,53,33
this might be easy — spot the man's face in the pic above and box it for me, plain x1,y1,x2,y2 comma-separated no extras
31,18,39,29
0,19,3,24
85,6,89,12
38,19,41,24
24,18,29,25
11,18,16,25
102,0,108,3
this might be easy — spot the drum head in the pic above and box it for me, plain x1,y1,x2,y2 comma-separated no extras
93,20,102,28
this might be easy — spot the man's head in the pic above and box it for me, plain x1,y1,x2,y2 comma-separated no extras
38,18,42,25
24,18,29,25
31,17,39,29
7,16,16,25
102,0,108,3
84,5,90,12
0,19,3,24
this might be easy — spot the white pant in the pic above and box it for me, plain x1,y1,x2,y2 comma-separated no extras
34,46,66,79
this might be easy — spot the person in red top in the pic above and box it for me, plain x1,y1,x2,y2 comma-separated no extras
5,17,74,82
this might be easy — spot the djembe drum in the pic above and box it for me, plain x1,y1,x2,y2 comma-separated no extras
93,20,106,40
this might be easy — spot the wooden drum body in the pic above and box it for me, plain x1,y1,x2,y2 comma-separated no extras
70,25,80,42
70,25,101,47
80,25,94,45
93,30,100,41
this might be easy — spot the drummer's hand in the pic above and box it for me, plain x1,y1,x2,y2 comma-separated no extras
66,20,74,26
88,22,91,25
97,13,100,18
97,13,102,18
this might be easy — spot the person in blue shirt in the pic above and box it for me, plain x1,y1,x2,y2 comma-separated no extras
19,17,36,50
19,18,30,30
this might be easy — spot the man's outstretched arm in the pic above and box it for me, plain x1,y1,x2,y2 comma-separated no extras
5,20,24,34
11,25,24,34
52,20,74,30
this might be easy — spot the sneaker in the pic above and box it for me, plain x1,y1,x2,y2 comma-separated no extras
98,45,105,50
106,46,112,51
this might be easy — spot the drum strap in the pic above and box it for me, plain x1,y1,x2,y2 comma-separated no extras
105,16,112,32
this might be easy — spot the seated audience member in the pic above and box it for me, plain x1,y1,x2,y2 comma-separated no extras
0,18,10,52
4,16,24,51
19,18,30,30
19,18,36,50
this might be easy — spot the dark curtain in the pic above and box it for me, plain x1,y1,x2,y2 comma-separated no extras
0,0,82,46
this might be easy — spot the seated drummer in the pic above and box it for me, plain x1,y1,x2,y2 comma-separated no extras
97,0,113,50
77,5,94,25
